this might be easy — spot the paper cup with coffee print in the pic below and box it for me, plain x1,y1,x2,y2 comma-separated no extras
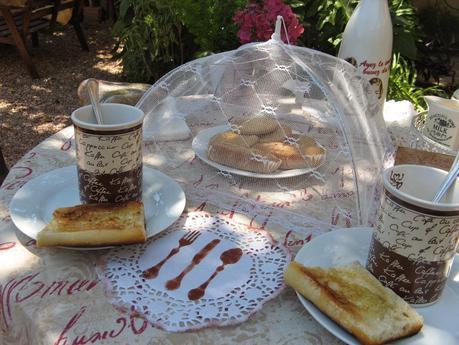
367,164,459,306
71,103,144,204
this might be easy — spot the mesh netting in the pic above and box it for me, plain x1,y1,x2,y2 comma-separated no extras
136,39,394,237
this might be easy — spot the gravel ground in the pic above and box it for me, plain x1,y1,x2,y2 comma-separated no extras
0,21,122,168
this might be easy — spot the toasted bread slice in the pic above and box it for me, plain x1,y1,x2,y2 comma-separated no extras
37,201,146,247
284,261,423,345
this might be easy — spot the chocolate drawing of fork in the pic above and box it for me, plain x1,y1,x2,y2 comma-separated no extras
142,231,201,279
165,238,221,290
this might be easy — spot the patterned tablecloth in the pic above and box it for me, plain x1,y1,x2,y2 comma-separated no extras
0,119,410,345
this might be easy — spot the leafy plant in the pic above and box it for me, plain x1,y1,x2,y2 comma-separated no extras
415,5,459,90
113,0,199,82
113,0,247,82
285,0,442,106
286,0,353,54
287,0,420,60
113,0,452,107
390,0,420,60
171,0,246,56
387,54,446,111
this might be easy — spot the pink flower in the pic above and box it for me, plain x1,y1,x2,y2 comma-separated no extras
238,30,253,44
233,0,304,45
232,11,243,24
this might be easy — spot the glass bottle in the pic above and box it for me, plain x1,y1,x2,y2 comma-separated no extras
338,0,393,107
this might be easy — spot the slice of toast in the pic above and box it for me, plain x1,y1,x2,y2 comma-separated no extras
37,201,146,247
284,261,423,345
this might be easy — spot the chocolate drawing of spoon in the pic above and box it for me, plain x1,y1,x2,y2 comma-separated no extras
188,247,243,301
165,238,221,290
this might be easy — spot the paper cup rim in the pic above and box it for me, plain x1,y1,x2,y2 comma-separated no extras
383,164,459,212
71,103,144,131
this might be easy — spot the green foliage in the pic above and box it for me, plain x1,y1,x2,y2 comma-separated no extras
113,0,246,82
113,0,446,110
418,5,459,49
387,54,446,111
415,5,459,89
113,0,187,82
391,0,420,60
288,0,438,107
288,0,420,60
171,0,246,56
286,0,353,54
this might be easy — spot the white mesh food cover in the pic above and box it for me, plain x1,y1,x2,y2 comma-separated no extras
137,39,394,238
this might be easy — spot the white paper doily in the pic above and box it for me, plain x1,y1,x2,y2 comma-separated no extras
97,211,291,332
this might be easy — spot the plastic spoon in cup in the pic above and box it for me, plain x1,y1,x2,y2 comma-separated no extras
87,78,103,124
432,151,459,203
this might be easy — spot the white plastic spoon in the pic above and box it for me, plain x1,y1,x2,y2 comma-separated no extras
87,78,103,124
432,150,459,203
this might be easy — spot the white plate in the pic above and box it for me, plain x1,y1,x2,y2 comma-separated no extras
9,166,186,250
294,228,459,345
192,125,326,178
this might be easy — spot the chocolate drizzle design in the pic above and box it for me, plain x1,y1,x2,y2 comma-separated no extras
142,233,243,301
188,247,243,301
142,231,201,279
166,239,221,290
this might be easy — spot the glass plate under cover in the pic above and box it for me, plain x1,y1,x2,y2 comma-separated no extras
192,125,326,179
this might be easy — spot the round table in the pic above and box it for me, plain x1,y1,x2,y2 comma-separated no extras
0,126,346,345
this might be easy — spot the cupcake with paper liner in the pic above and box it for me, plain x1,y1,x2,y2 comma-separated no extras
207,116,325,173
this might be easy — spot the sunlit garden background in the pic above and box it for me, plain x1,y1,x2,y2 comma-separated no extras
0,0,458,167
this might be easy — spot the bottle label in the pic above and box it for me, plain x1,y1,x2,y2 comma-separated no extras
424,113,456,146
345,56,391,101
359,58,392,78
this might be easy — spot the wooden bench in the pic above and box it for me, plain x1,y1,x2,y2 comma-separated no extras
0,0,88,78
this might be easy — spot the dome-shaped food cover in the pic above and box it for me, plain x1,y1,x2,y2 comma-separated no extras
137,38,394,238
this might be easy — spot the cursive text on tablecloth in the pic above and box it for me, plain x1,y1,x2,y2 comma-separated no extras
0,272,98,330
53,306,153,345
